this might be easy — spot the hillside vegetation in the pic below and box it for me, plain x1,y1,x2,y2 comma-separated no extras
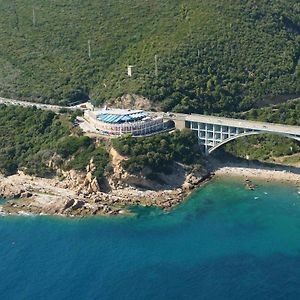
0,105,109,179
112,129,202,174
0,105,203,179
237,98,300,126
222,99,300,161
0,0,299,113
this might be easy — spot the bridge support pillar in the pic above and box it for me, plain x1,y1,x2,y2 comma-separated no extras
171,113,300,156
173,119,186,130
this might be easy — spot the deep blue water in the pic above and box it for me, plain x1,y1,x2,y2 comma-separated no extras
1,177,300,300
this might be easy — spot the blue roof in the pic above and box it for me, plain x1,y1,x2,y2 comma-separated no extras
106,115,117,122
96,111,148,124
121,116,132,122
114,115,124,123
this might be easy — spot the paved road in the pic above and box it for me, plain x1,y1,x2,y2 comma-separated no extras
77,116,99,133
1,95,299,138
185,113,300,137
164,112,300,137
0,97,82,112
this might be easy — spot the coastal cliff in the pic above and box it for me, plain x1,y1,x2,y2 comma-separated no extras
0,149,209,217
0,106,210,217
1,155,300,218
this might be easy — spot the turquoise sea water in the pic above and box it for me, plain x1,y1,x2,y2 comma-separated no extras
1,177,300,300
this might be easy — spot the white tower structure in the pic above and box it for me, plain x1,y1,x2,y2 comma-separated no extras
128,65,134,77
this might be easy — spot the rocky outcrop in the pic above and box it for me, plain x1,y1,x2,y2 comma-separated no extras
0,178,23,199
58,158,102,195
0,166,211,217
0,148,211,217
108,148,165,190
109,169,159,190
182,174,202,191
90,178,100,192
110,94,152,111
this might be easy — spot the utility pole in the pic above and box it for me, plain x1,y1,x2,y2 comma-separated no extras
12,0,20,32
88,40,91,59
32,7,36,26
155,54,158,77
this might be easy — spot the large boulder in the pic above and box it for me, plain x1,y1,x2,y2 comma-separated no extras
182,182,193,191
91,178,100,193
86,172,93,183
0,183,22,198
20,191,33,198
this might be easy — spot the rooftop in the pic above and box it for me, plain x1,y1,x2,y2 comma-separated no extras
95,108,148,124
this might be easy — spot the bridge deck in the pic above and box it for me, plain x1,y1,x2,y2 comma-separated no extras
185,114,300,136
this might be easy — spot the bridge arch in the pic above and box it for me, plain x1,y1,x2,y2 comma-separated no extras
207,131,300,155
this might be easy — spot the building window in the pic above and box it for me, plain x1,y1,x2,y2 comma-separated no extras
207,124,213,131
215,133,221,139
192,122,198,130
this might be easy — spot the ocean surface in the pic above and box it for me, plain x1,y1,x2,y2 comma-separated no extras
1,177,300,300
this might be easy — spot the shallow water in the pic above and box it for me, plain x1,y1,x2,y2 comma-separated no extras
0,177,300,300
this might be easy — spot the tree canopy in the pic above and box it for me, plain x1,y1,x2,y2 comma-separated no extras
0,105,109,179
112,129,202,174
0,0,299,113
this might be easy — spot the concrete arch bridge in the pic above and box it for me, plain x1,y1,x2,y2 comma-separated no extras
167,113,300,155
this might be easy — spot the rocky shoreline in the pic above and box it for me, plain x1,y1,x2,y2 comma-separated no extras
0,168,210,218
2,155,299,218
0,146,211,217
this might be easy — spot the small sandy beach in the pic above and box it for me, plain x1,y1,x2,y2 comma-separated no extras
215,166,300,186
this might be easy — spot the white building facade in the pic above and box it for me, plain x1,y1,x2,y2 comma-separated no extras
84,109,164,136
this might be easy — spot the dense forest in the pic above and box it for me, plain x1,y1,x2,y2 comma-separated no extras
0,0,299,114
112,129,202,174
0,105,109,179
0,105,204,179
0,0,299,169
236,98,300,126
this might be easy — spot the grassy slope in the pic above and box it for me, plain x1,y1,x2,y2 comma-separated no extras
0,0,299,112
